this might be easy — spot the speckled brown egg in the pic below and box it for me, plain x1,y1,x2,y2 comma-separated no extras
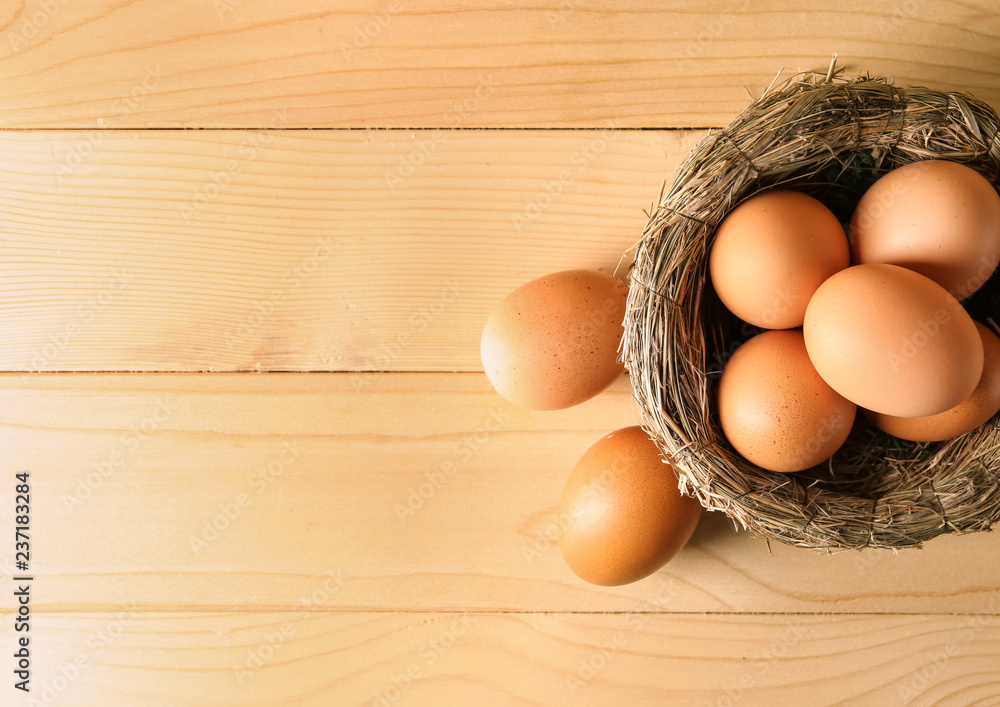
480,270,628,410
717,329,856,472
850,160,1000,300
709,190,850,328
865,322,1000,442
558,426,702,586
804,264,984,417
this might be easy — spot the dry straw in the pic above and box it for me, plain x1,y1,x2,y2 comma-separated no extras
623,60,1000,550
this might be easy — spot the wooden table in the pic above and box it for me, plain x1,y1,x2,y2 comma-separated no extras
2,2,999,705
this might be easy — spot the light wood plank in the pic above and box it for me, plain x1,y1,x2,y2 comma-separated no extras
2,371,999,615
0,129,692,372
4,611,999,706
1,1,998,128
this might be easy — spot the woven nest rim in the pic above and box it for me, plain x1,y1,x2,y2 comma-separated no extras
623,63,1000,551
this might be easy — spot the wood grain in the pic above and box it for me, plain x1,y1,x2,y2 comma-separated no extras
5,611,998,706
2,372,999,615
0,128,693,372
4,4,1000,704
1,1,998,129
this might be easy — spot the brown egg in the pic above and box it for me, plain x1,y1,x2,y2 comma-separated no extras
804,264,984,417
865,322,1000,441
709,190,849,328
558,426,702,586
850,160,1000,300
481,270,628,410
717,330,856,472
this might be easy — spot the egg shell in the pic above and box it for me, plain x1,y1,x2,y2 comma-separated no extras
558,426,702,586
717,329,856,473
804,263,984,417
865,322,1000,441
709,190,850,328
850,160,1000,300
480,270,628,410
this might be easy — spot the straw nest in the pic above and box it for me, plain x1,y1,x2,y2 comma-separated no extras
623,62,1000,551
